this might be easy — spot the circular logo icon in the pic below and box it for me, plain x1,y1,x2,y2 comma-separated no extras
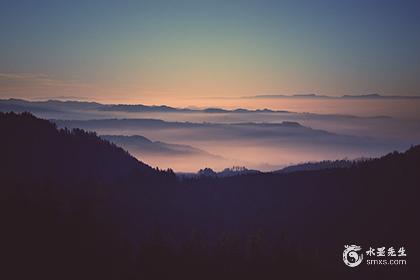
343,245,363,267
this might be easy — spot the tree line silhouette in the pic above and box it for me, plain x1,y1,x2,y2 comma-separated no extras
0,112,418,279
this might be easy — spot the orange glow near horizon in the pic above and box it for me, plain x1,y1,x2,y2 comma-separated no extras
87,96,420,120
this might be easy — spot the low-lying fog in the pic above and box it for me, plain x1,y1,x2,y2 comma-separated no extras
56,119,413,172
2,98,420,172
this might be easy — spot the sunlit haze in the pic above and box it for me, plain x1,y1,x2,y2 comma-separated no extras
1,0,420,104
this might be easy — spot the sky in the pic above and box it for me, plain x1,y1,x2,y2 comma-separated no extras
1,0,420,103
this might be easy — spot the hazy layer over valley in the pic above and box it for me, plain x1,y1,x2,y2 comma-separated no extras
1,98,419,171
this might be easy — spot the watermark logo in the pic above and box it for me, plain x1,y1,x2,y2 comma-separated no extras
342,244,407,267
343,244,363,267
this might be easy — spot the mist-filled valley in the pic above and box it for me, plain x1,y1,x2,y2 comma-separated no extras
1,98,419,171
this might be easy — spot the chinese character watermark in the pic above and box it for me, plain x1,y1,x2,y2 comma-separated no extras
343,245,407,267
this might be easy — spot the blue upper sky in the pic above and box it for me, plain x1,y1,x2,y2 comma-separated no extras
0,0,419,101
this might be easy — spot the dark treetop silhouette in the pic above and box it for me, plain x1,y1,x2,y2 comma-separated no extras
0,112,418,279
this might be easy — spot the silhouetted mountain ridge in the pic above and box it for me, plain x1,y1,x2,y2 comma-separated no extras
0,112,167,186
1,112,419,279
274,159,361,173
101,134,220,157
0,98,288,114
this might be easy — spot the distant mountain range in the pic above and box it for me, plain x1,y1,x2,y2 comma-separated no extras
0,98,288,114
1,98,415,172
54,117,405,172
248,93,420,99
1,96,419,119
54,118,391,150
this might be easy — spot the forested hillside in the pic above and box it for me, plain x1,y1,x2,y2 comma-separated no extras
1,112,418,279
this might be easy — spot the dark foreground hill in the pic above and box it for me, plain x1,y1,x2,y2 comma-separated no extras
0,112,419,280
